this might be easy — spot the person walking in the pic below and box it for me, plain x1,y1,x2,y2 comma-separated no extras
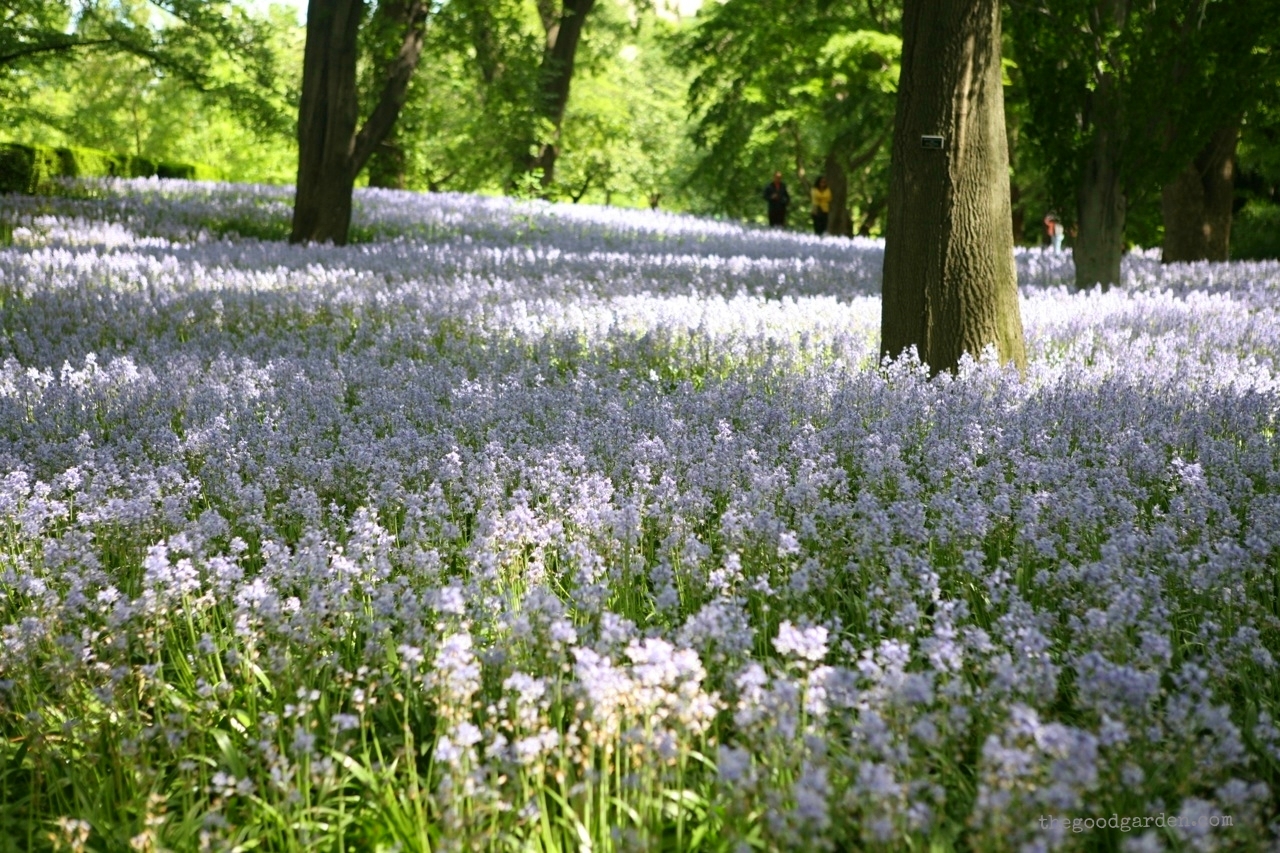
1044,211,1064,252
810,175,832,235
763,171,790,228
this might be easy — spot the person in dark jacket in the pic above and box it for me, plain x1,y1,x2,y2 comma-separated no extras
763,171,790,227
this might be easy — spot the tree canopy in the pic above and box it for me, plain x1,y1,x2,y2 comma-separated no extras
677,0,900,231
4,0,1280,259
2,1,294,136
1007,0,1280,282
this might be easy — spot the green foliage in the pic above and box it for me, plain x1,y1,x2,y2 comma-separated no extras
1,1,299,187
0,1,79,74
1233,81,1280,259
155,160,223,181
0,142,60,194
677,0,900,229
2,2,296,135
356,0,541,192
0,141,221,195
360,0,702,209
82,1,298,139
1124,192,1165,251
554,7,698,207
2,4,301,185
1231,202,1280,260
1006,0,1278,233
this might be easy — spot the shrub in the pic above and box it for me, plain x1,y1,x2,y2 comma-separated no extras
1231,200,1280,260
156,161,223,181
0,144,62,194
128,155,158,178
0,142,222,194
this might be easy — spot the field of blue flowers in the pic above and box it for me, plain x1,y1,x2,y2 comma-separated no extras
2,180,1279,852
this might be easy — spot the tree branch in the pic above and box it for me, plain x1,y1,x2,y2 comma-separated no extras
426,167,460,193
537,0,596,125
847,128,889,173
351,1,430,175
536,0,559,41
0,36,113,67
569,169,593,203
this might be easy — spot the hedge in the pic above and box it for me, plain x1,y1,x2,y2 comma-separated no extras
0,142,223,194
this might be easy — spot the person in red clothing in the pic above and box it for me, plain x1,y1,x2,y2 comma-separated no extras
1044,211,1064,252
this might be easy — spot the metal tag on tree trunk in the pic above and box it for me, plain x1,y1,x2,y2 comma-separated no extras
921,135,945,150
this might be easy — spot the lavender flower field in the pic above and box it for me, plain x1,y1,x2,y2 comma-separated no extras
3,179,1280,852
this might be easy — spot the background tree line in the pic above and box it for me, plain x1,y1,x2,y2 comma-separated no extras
3,0,1280,266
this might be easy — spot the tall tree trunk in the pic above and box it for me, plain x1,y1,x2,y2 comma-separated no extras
292,0,363,244
880,0,1025,375
526,0,596,188
1075,107,1127,289
1073,0,1129,290
834,133,885,236
1161,124,1238,262
465,0,503,85
826,132,888,238
824,147,853,238
291,0,428,244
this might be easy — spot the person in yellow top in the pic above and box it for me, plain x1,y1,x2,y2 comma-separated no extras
810,176,832,235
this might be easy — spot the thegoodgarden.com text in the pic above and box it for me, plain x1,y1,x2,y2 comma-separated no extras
1039,813,1234,833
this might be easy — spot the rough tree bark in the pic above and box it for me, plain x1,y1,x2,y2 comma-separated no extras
526,0,596,188
291,0,428,245
1161,124,1239,262
880,0,1025,374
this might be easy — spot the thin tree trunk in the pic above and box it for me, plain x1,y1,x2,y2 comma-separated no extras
826,131,888,238
1009,181,1024,244
1073,0,1129,289
824,147,852,237
1075,108,1126,288
465,0,503,85
526,0,596,188
291,0,363,244
1161,124,1238,262
880,0,1025,374
291,0,427,244
858,196,887,236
